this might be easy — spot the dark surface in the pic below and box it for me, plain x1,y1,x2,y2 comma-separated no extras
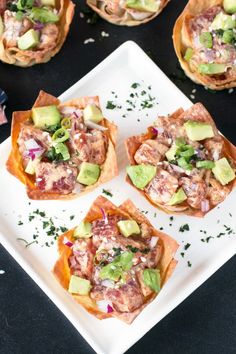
0,1,236,353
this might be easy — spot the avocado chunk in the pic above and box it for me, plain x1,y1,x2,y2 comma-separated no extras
41,0,56,6
198,63,227,75
77,162,100,185
212,157,235,185
0,16,3,37
74,221,92,238
17,29,39,50
83,104,103,123
184,47,193,61
199,32,213,48
168,188,187,205
117,220,140,237
126,0,159,12
211,12,236,30
25,158,41,175
223,0,236,14
127,164,156,190
222,29,235,44
143,269,160,292
165,143,178,161
68,275,91,295
32,105,61,129
184,121,214,141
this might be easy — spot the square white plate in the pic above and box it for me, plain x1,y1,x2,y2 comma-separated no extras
0,41,235,354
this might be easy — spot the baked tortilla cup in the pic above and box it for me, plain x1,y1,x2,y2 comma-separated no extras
53,195,179,324
173,0,236,90
87,0,169,26
125,103,236,217
0,0,74,67
6,90,118,200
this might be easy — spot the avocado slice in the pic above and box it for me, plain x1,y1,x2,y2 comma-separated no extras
68,275,91,295
212,157,235,185
165,143,179,161
168,188,187,205
83,104,103,123
198,63,227,75
0,16,3,37
126,0,159,12
74,221,92,238
41,0,56,6
77,162,100,185
211,12,236,30
117,220,140,237
127,164,156,190
223,0,236,14
184,121,214,141
32,105,61,129
17,29,39,51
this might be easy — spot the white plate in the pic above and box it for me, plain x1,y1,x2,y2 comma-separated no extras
0,41,235,354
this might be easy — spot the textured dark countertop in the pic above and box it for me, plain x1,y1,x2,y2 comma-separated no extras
0,1,236,353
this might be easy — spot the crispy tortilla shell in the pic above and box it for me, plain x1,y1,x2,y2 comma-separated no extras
53,196,179,323
6,91,118,200
173,0,236,90
87,0,169,26
125,103,236,217
0,0,75,67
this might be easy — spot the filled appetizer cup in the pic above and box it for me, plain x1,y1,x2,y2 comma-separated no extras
6,91,118,199
125,103,236,217
0,0,74,66
173,0,236,89
87,0,169,26
53,196,178,323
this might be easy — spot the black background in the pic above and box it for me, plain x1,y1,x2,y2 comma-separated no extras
0,1,236,353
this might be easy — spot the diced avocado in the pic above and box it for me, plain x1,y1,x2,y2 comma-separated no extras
143,269,160,292
212,157,235,185
74,221,92,238
126,164,156,190
32,105,61,129
68,275,91,295
223,0,236,14
199,32,213,48
165,143,178,161
17,29,39,50
77,162,100,185
126,0,159,12
25,158,40,175
198,63,227,75
184,121,214,141
41,0,56,6
184,47,193,61
0,16,3,37
211,12,236,30
222,29,235,44
117,220,140,237
168,188,187,205
83,104,103,123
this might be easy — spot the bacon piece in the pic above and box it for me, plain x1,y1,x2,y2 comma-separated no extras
145,169,179,204
134,139,168,165
35,162,77,194
180,176,207,209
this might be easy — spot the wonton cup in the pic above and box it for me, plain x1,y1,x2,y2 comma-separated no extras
125,103,236,217
173,0,236,90
6,91,118,200
0,0,75,67
53,196,179,323
87,0,169,26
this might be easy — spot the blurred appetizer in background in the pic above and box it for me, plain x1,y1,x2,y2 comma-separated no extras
173,0,236,90
53,196,178,323
125,103,236,217
6,91,118,199
87,0,169,26
0,88,8,125
0,0,74,66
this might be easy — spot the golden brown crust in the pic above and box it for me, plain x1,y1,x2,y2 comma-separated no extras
0,0,75,67
6,91,118,200
87,0,169,26
173,0,236,90
52,196,179,323
125,103,236,217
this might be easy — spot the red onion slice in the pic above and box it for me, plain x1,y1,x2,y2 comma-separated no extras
100,208,108,224
96,300,114,313
63,237,73,248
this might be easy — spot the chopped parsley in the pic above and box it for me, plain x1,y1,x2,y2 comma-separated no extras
102,189,113,197
187,261,192,268
106,101,117,110
131,83,140,89
180,252,185,258
70,215,75,220
179,224,190,232
127,245,139,253
112,247,122,257
18,221,23,226
184,243,191,250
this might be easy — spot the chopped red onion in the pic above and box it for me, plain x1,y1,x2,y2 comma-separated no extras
63,237,73,248
151,127,158,135
101,279,115,288
201,199,210,213
24,139,44,160
96,300,113,313
74,109,82,119
107,304,114,313
85,120,107,131
33,21,44,31
69,256,77,268
100,208,108,224
149,236,159,248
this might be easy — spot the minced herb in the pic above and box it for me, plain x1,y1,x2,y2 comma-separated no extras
70,215,75,220
179,224,190,232
184,243,191,250
113,247,122,257
18,221,23,226
60,226,68,233
187,261,192,267
127,245,139,253
102,189,113,197
131,83,140,89
180,252,185,258
106,101,117,110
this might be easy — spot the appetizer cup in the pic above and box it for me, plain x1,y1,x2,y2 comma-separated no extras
87,0,169,26
0,0,74,66
173,0,236,90
125,103,236,217
6,91,118,199
53,196,179,323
